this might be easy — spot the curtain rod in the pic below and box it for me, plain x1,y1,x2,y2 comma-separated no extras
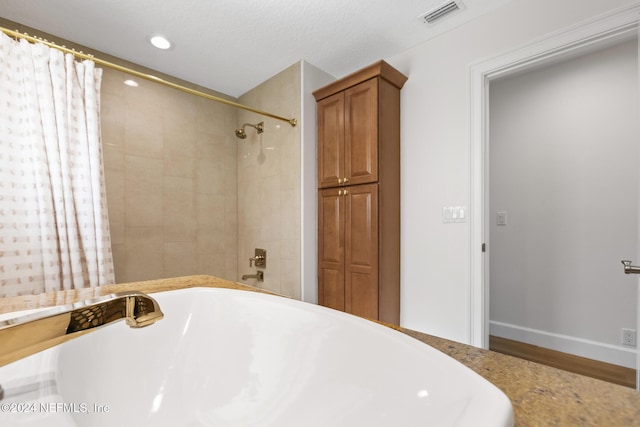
0,26,298,127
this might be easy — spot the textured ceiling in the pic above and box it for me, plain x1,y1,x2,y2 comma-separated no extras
0,0,511,97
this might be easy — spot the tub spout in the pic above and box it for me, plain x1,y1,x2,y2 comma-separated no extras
0,291,164,368
242,271,264,282
123,293,165,328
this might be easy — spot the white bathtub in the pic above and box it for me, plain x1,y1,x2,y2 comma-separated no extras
0,287,514,426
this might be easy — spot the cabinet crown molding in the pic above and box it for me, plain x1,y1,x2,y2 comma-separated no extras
312,60,408,101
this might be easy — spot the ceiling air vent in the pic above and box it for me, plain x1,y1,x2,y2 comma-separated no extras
418,0,461,24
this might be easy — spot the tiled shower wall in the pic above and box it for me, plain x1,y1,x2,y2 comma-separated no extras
101,68,239,283
100,62,302,299
237,63,302,298
0,18,303,298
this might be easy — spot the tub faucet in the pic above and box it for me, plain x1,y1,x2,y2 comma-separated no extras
242,271,264,282
0,291,164,368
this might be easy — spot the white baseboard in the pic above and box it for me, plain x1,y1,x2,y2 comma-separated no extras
490,321,637,369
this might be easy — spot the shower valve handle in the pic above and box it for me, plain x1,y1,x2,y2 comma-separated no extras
249,249,267,268
249,255,264,267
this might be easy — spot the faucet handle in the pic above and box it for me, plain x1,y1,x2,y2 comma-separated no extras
621,260,640,275
249,254,265,267
249,248,267,268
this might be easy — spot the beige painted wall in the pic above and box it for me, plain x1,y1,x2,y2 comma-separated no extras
236,63,302,298
101,68,238,283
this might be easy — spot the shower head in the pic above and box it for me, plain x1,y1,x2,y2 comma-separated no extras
235,128,247,139
234,122,264,139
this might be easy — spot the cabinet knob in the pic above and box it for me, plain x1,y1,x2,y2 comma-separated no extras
338,178,343,184
344,189,349,196
343,177,349,184
338,190,343,196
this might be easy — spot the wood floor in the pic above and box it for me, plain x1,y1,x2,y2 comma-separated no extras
489,335,636,389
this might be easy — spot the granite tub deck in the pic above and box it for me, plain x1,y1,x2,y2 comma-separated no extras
1,275,639,426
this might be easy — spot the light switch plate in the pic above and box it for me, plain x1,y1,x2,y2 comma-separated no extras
497,211,507,226
443,206,467,223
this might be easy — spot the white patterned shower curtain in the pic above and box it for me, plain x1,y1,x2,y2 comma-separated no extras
0,33,114,297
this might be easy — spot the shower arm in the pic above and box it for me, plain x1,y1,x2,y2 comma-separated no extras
243,122,264,133
235,121,265,139
0,26,297,128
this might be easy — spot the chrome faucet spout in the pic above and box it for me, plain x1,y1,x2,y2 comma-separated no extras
0,291,163,368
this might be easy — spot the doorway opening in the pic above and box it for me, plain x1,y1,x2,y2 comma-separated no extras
488,37,638,388
469,5,640,389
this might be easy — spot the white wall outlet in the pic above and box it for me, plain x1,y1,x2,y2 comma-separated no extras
622,328,636,346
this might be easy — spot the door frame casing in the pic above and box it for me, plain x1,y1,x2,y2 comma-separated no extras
469,3,640,349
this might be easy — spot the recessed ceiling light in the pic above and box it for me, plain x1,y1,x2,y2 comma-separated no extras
150,35,172,50
124,79,139,87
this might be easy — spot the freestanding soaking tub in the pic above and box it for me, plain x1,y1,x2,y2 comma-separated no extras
0,287,514,426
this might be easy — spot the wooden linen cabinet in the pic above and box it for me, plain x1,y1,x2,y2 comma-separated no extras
313,61,407,325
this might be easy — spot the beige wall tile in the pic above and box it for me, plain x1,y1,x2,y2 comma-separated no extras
100,69,126,97
163,89,197,128
102,142,125,173
100,62,300,291
236,62,301,298
196,249,226,278
280,258,300,300
104,168,125,245
164,176,196,242
111,243,126,284
124,107,163,159
124,226,163,281
124,155,163,227
164,156,195,179
163,123,197,161
101,92,125,152
164,241,197,278
101,67,238,284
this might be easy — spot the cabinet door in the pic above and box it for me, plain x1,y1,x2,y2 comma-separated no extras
345,79,378,186
317,92,344,188
318,188,345,311
345,184,379,319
